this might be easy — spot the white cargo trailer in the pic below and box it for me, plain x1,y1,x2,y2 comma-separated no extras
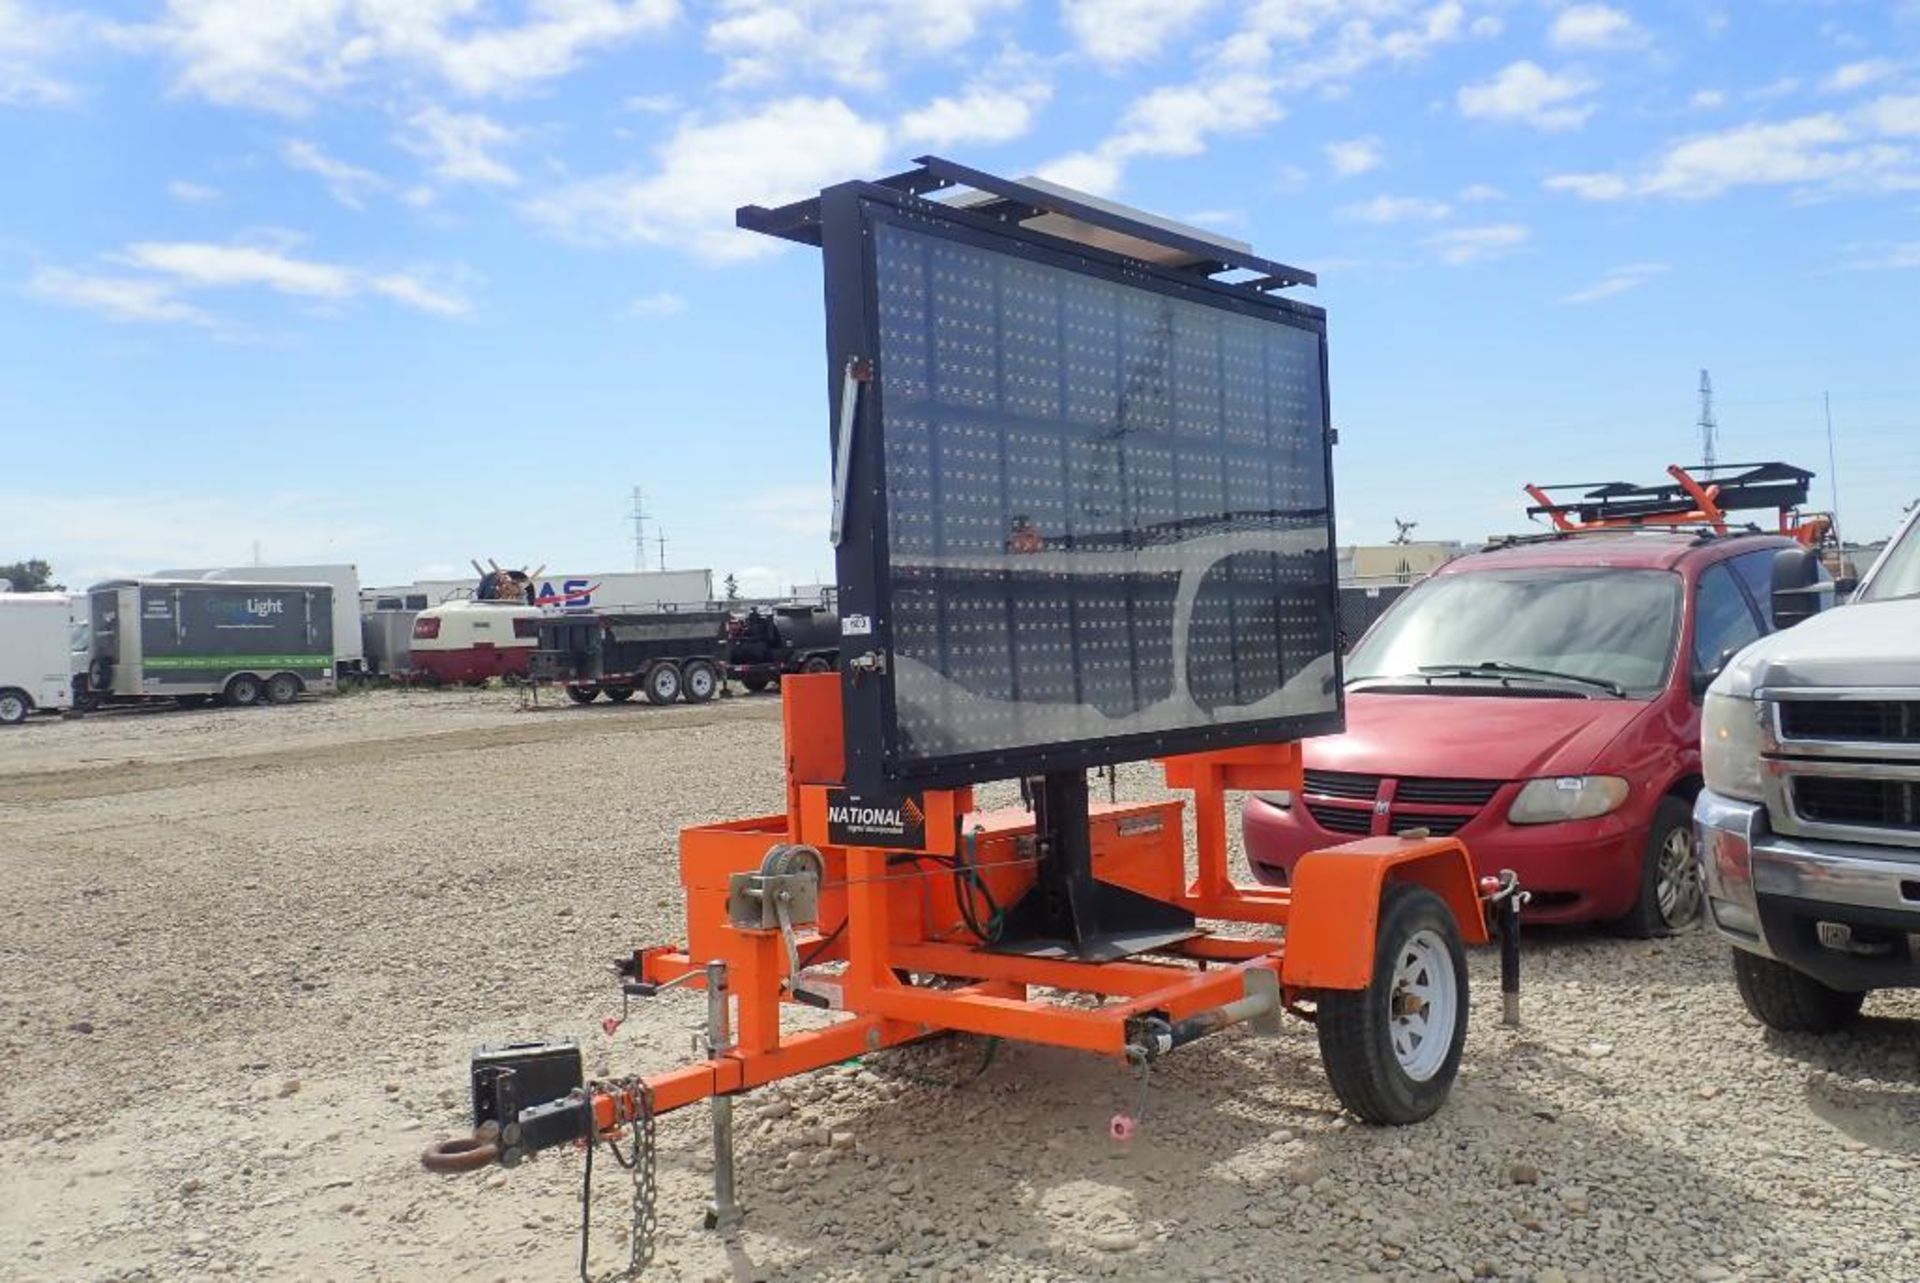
158,563,364,676
0,592,80,725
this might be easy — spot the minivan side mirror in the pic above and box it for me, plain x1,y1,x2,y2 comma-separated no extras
1770,547,1824,629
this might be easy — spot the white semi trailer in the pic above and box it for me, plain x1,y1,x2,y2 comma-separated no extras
0,592,81,725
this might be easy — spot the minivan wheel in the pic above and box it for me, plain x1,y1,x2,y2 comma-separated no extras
1618,796,1701,938
1731,950,1865,1033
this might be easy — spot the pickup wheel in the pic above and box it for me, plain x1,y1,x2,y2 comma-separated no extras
801,655,834,675
1732,950,1865,1033
1618,796,1702,938
1316,883,1468,1125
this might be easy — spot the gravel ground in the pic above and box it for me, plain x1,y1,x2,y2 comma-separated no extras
1,688,1915,1282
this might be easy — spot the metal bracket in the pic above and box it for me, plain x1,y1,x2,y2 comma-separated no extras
829,357,872,548
725,871,821,932
1244,969,1282,1038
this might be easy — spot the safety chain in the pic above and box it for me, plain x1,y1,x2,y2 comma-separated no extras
578,1079,657,1283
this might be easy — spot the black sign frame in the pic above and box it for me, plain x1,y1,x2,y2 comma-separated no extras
813,176,1344,794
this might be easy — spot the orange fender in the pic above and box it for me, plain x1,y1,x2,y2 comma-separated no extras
1279,836,1489,991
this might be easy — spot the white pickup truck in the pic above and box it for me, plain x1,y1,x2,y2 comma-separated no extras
1696,507,1920,1031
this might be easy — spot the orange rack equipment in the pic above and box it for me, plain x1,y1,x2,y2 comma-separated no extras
424,675,1512,1268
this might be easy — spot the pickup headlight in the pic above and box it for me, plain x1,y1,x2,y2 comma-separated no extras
1701,691,1766,803
1507,775,1631,825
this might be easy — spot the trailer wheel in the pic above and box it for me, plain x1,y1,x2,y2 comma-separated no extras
264,673,302,705
682,660,719,704
1316,882,1468,1125
802,655,834,675
224,674,263,708
603,686,634,703
0,689,30,726
741,674,772,694
565,684,600,704
644,662,682,705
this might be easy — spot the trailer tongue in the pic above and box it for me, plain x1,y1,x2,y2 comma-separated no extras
422,157,1520,1276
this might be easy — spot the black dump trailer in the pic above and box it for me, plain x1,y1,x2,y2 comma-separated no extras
723,604,842,693
531,609,731,705
84,578,336,708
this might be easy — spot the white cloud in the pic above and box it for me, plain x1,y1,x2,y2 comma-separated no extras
1459,61,1597,131
1840,242,1920,270
528,96,889,262
1037,71,1283,195
622,92,678,114
131,0,679,112
1549,4,1645,52
400,105,518,187
28,268,215,326
1560,261,1668,303
1063,0,1218,68
1547,96,1920,200
29,239,472,328
1325,135,1383,177
627,290,685,317
1340,194,1451,223
283,139,387,209
896,80,1050,147
706,0,1015,90
0,0,75,104
1823,59,1898,94
167,179,220,204
1689,88,1726,110
1426,223,1529,264
1457,182,1504,202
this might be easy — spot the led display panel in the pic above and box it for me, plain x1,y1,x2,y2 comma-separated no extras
825,193,1340,790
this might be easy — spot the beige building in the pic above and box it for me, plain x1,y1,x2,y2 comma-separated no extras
1339,542,1463,586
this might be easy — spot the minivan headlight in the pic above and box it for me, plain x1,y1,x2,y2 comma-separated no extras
1701,692,1766,803
1507,775,1631,825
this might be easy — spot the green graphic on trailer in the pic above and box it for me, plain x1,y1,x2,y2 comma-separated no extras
142,655,330,670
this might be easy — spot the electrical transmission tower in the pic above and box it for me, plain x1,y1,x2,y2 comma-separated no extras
629,486,648,571
1697,369,1717,470
656,530,668,572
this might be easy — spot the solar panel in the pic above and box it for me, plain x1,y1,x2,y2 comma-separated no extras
782,170,1341,792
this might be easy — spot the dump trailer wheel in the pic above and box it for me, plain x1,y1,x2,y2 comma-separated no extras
682,659,719,704
565,684,600,704
1316,882,1469,1125
0,689,30,726
1731,949,1865,1033
801,655,834,675
603,686,634,703
264,673,302,705
741,674,772,694
224,674,263,707
644,661,682,705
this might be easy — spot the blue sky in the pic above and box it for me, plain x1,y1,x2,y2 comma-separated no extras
2,0,1917,593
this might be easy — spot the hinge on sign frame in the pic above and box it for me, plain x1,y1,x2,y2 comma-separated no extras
1326,427,1340,446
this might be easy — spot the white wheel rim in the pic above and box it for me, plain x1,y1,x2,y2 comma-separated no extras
1387,929,1458,1082
653,670,677,697
0,695,23,721
1656,827,1701,927
689,668,713,697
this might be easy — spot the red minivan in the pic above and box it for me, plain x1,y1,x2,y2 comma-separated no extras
1243,531,1807,935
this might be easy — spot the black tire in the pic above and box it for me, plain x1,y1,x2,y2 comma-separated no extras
644,662,681,705
224,674,263,708
801,655,834,675
565,685,600,705
741,675,772,694
264,673,302,705
0,689,30,727
1617,796,1702,938
682,660,719,704
1731,949,1866,1033
603,686,635,703
1317,883,1469,1125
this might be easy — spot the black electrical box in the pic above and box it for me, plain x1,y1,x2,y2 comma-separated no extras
470,1039,582,1128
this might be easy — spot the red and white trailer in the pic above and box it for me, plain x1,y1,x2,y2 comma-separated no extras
407,600,540,685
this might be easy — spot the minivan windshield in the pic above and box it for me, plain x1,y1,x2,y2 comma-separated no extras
1859,515,1920,603
1347,567,1681,698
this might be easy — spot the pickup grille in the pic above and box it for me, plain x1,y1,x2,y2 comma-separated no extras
1779,700,1920,743
1793,777,1920,832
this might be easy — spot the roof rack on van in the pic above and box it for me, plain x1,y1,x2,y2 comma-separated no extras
1522,462,1834,548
